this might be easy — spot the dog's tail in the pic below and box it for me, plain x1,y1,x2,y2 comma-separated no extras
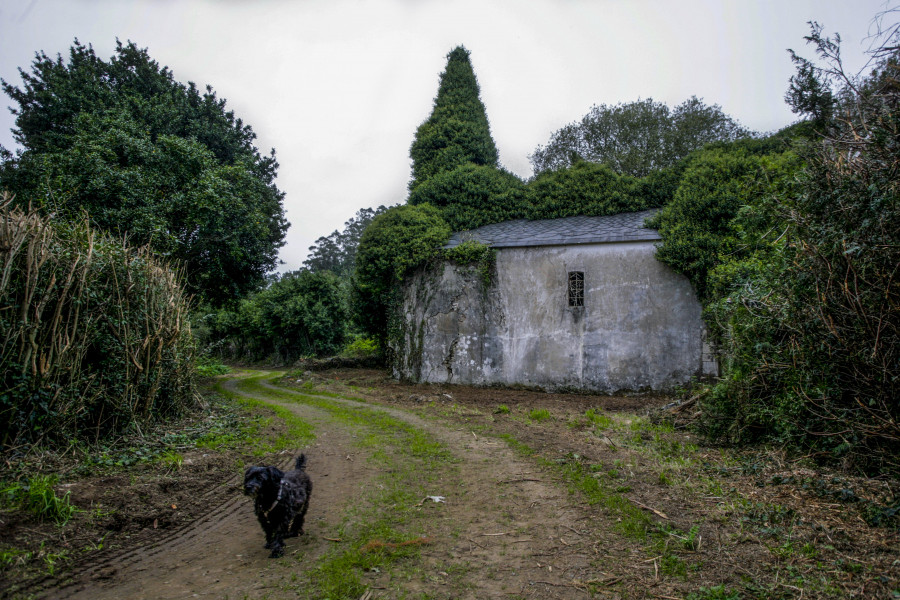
295,454,307,471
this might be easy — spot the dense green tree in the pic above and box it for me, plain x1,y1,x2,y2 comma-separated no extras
408,164,525,231
649,148,765,300
206,270,347,362
654,18,900,473
304,205,391,277
530,97,752,177
524,160,651,221
0,40,287,305
408,46,499,192
353,204,451,343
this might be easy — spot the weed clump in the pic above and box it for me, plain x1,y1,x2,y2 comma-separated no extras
2,475,77,526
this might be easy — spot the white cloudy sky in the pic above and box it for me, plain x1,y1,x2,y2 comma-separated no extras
0,0,894,271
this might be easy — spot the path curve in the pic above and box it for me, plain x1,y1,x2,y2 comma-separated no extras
41,372,604,599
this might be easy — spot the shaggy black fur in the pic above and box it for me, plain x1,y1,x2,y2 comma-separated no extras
243,454,312,558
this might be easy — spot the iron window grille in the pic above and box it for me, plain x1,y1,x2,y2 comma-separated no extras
568,271,584,307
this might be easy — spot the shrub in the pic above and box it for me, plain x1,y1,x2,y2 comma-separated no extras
2,475,77,525
353,204,451,343
0,195,195,449
340,336,379,359
195,356,231,377
655,24,900,474
408,164,526,231
525,160,652,220
204,270,348,363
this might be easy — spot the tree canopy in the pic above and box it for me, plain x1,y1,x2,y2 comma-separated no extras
408,164,525,231
0,40,288,306
304,205,391,277
651,20,900,473
204,270,348,362
353,204,451,343
408,46,499,192
530,97,753,177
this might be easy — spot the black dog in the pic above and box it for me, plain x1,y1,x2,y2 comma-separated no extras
243,454,312,558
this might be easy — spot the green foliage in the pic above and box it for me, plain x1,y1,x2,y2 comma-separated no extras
340,336,379,359
195,356,231,377
528,409,551,422
584,408,613,430
525,160,654,220
2,475,77,526
530,96,753,176
0,40,287,305
0,198,196,448
409,46,499,192
649,147,796,300
443,240,495,287
204,270,348,363
409,164,525,231
657,22,900,474
353,204,451,342
304,205,391,278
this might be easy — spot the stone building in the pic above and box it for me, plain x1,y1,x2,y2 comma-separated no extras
394,210,717,393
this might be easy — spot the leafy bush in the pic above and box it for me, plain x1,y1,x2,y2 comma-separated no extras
204,270,348,363
655,23,900,474
408,164,525,231
525,160,653,220
195,356,231,377
649,147,800,301
353,204,451,343
0,196,195,449
340,336,379,359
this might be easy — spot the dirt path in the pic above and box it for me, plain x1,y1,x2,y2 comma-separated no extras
23,368,897,600
44,375,381,599
43,372,611,600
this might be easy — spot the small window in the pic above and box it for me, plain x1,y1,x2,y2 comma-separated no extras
567,271,584,307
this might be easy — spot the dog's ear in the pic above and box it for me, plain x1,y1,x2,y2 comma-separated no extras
266,466,283,481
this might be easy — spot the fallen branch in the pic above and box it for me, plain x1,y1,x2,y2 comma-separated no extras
632,500,669,520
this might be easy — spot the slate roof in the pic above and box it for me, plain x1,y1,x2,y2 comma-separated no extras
444,209,661,249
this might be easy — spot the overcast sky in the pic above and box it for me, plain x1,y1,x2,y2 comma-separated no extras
1,0,894,271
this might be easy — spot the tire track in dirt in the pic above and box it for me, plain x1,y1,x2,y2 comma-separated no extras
40,375,381,600
256,377,611,599
41,372,618,599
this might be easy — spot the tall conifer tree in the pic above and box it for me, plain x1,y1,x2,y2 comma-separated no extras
409,46,499,192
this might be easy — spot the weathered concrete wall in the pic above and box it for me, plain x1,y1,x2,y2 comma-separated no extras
395,241,714,392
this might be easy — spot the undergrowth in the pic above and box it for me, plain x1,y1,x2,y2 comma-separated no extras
1,475,77,526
